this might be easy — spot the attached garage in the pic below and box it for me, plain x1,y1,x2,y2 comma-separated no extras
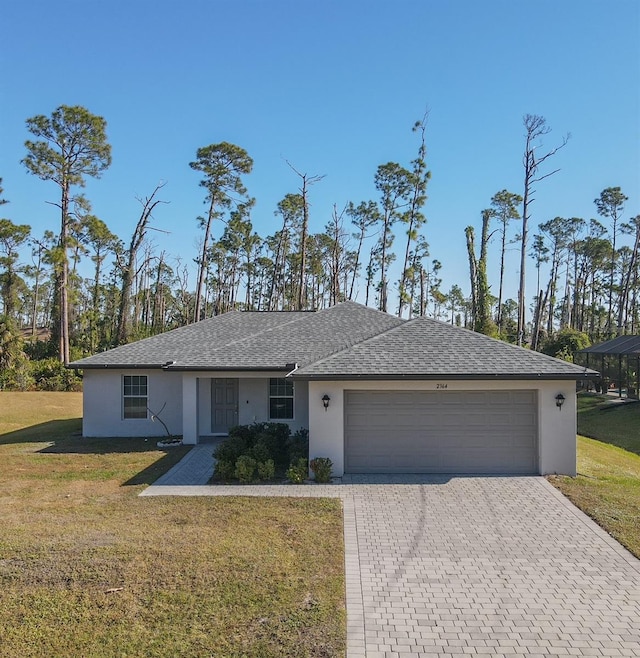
344,389,538,474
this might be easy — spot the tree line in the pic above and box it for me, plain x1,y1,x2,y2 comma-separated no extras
0,105,637,389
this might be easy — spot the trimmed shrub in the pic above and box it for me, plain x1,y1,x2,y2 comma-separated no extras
234,455,257,484
286,457,308,484
251,441,271,464
228,424,255,442
212,423,309,483
257,459,275,481
214,435,248,465
310,457,333,483
214,458,235,481
288,428,309,463
254,422,291,467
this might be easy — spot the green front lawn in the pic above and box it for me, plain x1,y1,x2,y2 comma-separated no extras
549,393,640,559
0,392,346,658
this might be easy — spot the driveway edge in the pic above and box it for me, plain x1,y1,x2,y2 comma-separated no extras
539,476,640,574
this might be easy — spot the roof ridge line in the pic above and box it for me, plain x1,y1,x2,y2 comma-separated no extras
406,314,594,365
200,310,316,356
299,311,407,369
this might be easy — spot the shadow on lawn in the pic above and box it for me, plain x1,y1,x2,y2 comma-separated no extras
121,450,192,486
0,420,192,486
0,419,83,446
39,433,191,486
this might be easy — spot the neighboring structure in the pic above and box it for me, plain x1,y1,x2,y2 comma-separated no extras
575,336,640,399
69,301,598,476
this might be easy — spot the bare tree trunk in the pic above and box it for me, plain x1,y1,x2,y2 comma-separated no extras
618,217,640,333
59,182,71,364
497,228,507,332
285,163,324,310
30,240,45,339
116,183,167,345
194,197,215,323
465,226,478,328
518,115,569,345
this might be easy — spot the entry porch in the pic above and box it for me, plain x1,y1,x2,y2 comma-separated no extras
181,372,309,444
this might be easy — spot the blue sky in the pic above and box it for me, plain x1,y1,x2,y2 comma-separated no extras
1,0,639,308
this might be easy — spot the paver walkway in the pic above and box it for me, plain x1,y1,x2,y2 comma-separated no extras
151,439,220,486
142,450,640,657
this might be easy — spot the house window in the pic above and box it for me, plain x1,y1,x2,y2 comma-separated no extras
123,375,148,419
269,378,294,420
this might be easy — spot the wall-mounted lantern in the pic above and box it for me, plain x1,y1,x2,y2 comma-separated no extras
555,393,565,409
322,394,331,411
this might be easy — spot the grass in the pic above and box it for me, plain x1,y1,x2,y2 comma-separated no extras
0,392,346,658
548,393,640,559
575,392,640,455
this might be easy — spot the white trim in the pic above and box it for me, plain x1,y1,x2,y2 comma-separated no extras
122,374,149,420
268,377,295,421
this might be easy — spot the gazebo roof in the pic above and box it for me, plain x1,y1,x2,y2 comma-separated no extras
578,336,640,356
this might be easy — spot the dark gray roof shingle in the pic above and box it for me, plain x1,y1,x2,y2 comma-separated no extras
69,301,404,370
292,314,598,379
70,302,597,379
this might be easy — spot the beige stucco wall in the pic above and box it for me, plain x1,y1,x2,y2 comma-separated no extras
308,379,577,477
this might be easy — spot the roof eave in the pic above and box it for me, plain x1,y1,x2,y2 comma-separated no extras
68,363,292,372
67,363,166,370
290,372,600,381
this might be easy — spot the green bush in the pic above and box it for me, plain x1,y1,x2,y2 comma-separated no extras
214,435,248,465
213,458,235,481
23,338,56,361
288,428,309,463
0,359,33,391
310,457,333,483
234,455,257,484
251,440,271,463
254,422,291,467
257,459,275,481
541,328,591,362
286,458,308,484
228,424,255,442
212,423,309,483
29,358,82,391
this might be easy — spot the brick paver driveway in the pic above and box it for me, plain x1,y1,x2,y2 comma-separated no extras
143,472,640,657
340,475,640,657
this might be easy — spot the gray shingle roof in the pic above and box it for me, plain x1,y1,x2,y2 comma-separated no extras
291,314,598,380
70,302,598,379
69,301,404,370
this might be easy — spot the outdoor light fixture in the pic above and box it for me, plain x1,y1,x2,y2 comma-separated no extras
555,393,565,409
322,394,331,411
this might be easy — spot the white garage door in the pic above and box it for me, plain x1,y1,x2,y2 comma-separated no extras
344,390,538,474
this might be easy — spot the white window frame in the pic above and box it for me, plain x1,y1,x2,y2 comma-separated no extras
123,375,148,420
268,377,294,420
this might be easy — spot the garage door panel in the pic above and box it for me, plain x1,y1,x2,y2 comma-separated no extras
344,389,538,474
